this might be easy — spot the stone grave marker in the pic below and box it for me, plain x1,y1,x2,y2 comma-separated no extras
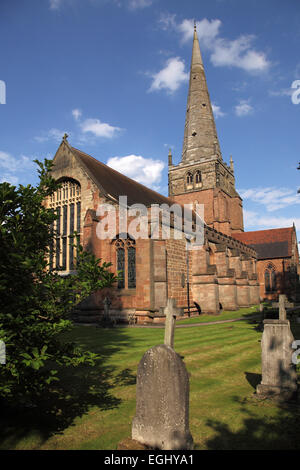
131,344,193,450
131,298,193,450
256,316,298,401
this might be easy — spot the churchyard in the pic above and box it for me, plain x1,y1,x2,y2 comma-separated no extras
1,305,300,450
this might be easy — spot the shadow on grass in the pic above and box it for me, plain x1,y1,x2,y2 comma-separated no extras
203,395,300,450
0,325,135,449
245,372,261,390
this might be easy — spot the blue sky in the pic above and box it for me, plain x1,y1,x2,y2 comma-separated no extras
1,0,300,239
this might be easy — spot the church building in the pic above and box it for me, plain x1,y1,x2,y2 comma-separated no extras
46,24,299,323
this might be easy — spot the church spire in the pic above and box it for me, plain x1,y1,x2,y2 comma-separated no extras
181,22,221,163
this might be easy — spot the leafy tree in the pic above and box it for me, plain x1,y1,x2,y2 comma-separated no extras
0,159,117,405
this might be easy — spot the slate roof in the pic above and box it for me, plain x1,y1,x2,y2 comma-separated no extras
232,227,294,260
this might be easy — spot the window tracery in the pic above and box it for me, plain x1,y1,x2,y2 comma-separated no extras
48,179,81,272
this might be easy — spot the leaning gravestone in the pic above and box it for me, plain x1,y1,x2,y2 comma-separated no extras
256,314,298,401
132,344,193,450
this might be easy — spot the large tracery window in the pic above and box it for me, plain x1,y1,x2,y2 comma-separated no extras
48,179,81,272
114,235,136,289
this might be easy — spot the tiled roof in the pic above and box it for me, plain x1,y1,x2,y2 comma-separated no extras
71,147,173,207
232,227,294,259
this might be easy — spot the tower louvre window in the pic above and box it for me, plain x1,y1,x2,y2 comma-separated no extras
186,172,193,184
195,170,202,184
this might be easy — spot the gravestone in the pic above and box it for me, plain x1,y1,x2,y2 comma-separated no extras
131,344,193,450
256,318,298,401
132,298,192,450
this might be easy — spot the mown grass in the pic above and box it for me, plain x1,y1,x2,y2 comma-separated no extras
1,309,300,450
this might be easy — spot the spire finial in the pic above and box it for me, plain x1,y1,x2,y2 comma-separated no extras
62,133,68,142
194,20,197,32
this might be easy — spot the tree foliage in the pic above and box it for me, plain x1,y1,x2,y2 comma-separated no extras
0,159,117,404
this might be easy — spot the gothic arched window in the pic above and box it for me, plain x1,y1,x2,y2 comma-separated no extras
265,270,271,292
264,264,276,293
48,178,81,272
114,235,136,289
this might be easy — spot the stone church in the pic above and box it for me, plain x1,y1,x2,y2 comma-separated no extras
46,25,299,323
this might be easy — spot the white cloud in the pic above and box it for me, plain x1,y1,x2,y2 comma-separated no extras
212,103,225,118
160,16,270,74
243,209,300,234
107,154,165,189
128,0,152,9
235,100,253,117
158,12,177,31
34,128,69,143
240,187,300,212
210,35,269,72
0,151,36,185
72,108,82,121
149,57,189,94
49,0,62,10
80,118,122,139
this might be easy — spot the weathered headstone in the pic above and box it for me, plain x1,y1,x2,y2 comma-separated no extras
132,344,193,450
256,318,298,401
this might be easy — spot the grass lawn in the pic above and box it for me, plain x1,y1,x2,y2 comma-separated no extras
1,307,300,450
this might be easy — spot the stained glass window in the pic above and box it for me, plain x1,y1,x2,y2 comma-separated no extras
114,236,136,289
62,237,67,271
117,247,125,289
55,238,60,269
63,205,68,236
265,265,276,293
265,270,270,292
56,207,61,236
128,246,136,288
70,203,74,234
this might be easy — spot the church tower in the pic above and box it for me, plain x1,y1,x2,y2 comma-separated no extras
168,23,244,236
